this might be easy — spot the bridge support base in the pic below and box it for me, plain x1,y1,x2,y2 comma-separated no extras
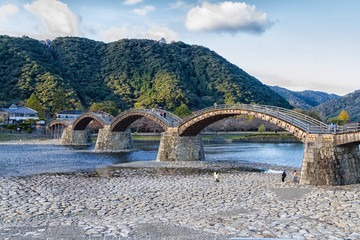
301,134,360,185
156,129,204,161
94,128,133,151
60,127,92,145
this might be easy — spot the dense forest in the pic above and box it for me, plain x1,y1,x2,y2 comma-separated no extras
0,35,291,116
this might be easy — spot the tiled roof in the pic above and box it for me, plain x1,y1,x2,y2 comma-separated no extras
0,107,38,114
57,109,83,115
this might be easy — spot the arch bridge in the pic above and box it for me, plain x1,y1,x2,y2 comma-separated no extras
49,119,73,139
53,104,360,186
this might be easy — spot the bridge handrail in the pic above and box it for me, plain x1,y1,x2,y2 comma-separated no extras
329,122,360,134
179,103,329,133
113,108,179,127
49,119,75,126
81,112,113,125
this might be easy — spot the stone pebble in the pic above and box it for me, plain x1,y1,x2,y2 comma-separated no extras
0,160,359,239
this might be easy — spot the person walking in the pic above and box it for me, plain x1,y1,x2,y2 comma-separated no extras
282,171,287,182
214,171,219,182
293,170,298,182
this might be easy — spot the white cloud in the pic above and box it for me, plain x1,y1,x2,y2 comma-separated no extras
169,1,189,10
132,5,155,16
101,25,178,42
123,0,143,5
147,27,178,42
185,1,272,34
0,4,18,21
101,26,143,42
24,0,81,36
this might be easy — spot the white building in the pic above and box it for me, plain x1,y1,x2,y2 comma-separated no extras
56,109,83,120
0,104,39,124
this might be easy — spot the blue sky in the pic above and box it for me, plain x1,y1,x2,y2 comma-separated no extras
1,0,359,95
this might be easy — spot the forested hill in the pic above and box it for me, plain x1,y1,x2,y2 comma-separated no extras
0,35,291,115
269,86,340,110
312,90,360,122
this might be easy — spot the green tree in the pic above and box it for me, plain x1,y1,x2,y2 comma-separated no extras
258,124,266,133
327,117,345,125
338,110,350,122
89,101,119,116
52,87,69,115
294,108,322,122
173,103,192,118
24,93,45,118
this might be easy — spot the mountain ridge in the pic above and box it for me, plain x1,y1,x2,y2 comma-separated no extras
0,35,291,114
312,89,360,122
269,85,340,110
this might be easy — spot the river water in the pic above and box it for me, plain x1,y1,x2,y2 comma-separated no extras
0,141,304,177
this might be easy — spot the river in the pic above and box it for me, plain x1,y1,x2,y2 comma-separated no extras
0,141,304,177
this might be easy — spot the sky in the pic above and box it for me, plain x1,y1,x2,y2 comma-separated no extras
0,0,359,96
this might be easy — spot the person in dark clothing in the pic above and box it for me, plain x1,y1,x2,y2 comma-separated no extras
282,171,287,182
164,112,167,118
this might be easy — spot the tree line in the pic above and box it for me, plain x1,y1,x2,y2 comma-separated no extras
0,35,291,118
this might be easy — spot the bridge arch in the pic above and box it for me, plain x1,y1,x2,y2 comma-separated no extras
110,109,176,132
178,104,329,143
49,120,72,129
49,120,73,139
72,112,112,130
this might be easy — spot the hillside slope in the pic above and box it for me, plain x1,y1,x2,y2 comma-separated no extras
312,90,360,122
269,86,340,110
0,36,291,114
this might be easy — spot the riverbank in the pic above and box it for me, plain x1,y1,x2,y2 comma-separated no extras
0,161,359,239
0,133,52,143
132,132,301,143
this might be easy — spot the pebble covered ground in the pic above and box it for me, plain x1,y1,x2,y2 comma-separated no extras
0,160,359,240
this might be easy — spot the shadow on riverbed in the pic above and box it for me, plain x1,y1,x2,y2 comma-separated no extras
87,162,266,178
32,164,265,179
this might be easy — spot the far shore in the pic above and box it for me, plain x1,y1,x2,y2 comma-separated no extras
0,131,302,144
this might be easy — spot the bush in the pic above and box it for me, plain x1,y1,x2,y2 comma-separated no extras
258,124,266,133
6,124,15,130
327,117,345,125
26,128,32,134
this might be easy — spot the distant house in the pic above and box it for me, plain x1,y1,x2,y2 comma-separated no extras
56,109,83,120
40,39,52,47
158,38,167,44
0,104,39,124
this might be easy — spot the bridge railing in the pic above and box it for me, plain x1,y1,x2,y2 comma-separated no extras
329,122,360,134
82,112,114,125
179,103,331,134
117,108,180,127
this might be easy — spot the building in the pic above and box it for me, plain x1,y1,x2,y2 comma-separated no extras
56,109,83,120
0,104,39,124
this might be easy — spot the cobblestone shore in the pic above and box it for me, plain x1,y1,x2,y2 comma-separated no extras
0,161,359,239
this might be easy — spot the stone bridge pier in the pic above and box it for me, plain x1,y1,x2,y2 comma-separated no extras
301,134,360,185
60,127,92,145
156,128,204,162
94,127,133,151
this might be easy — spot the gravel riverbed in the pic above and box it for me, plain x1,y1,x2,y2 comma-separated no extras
0,159,359,240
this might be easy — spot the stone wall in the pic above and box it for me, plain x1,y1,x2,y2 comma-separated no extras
157,128,204,161
60,127,92,145
335,132,360,146
301,134,360,185
94,128,133,151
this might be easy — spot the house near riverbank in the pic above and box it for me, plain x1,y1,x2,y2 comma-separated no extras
56,109,83,120
0,104,39,124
